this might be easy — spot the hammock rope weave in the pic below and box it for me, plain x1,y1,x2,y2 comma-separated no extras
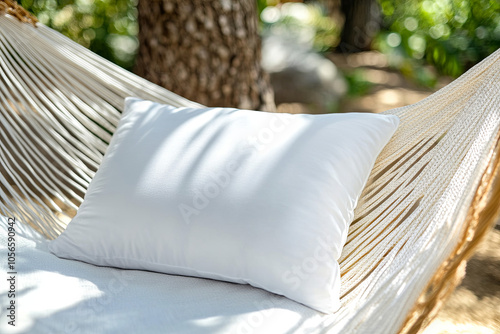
0,6,499,334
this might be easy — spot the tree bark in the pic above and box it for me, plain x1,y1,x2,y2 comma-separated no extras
338,0,380,53
135,0,275,111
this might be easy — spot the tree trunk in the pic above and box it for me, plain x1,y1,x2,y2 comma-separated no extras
338,0,380,53
135,0,275,112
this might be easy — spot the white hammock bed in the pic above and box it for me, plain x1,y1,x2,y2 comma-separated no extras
1,4,500,334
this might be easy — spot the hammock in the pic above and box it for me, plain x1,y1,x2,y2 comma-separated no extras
1,3,499,333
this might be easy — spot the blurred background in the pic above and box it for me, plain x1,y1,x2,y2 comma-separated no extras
20,0,500,332
19,0,500,113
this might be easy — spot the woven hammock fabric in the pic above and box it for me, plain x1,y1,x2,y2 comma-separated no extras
0,10,499,334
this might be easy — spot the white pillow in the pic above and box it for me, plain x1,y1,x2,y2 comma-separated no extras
49,97,399,313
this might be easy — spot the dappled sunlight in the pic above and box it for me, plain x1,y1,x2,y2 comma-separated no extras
377,89,403,106
189,309,306,333
0,271,102,333
341,87,431,114
0,217,322,333
363,68,404,86
422,319,497,334
330,51,445,114
335,51,389,69
425,229,500,333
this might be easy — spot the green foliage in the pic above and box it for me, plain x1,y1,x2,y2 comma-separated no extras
377,0,500,84
260,2,340,53
21,0,138,70
20,0,499,90
256,0,269,17
343,69,374,97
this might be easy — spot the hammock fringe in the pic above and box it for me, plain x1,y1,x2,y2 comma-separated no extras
0,0,37,26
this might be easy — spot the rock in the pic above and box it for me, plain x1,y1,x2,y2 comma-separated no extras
261,34,347,113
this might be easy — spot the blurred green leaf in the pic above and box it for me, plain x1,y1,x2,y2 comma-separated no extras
343,69,374,97
260,2,340,53
21,0,138,70
377,0,500,86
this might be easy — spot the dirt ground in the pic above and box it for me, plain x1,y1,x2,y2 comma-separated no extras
423,228,500,334
278,51,500,333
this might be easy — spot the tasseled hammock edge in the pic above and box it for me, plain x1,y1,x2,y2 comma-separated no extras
0,0,37,26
